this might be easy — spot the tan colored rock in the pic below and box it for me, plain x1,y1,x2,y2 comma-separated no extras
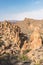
20,40,29,54
20,27,42,55
0,21,21,55
29,27,42,50
26,46,43,64
26,27,42,63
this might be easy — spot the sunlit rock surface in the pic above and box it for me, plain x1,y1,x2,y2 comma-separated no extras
0,18,43,65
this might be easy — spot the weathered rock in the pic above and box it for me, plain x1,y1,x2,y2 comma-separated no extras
20,40,30,54
26,46,43,65
0,21,21,55
0,19,43,65
20,27,42,55
29,27,42,50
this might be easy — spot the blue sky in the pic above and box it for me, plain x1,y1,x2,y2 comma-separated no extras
0,0,43,20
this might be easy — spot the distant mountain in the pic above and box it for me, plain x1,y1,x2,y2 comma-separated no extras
15,18,43,36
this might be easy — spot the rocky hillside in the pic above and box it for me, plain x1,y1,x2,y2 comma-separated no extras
0,18,43,65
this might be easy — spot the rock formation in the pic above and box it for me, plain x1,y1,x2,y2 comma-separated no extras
0,18,43,65
0,21,21,55
20,26,42,55
29,27,42,50
20,40,30,54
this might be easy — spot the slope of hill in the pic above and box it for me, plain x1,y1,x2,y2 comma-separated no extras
15,18,43,38
0,18,43,65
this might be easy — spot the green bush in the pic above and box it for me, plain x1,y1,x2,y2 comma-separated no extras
20,54,28,61
24,49,31,54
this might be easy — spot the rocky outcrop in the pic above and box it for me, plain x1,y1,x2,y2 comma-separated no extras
0,21,21,56
29,27,42,50
26,46,43,65
26,27,43,65
0,19,43,65
20,27,42,55
20,40,30,54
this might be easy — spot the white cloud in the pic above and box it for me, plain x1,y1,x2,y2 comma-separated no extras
12,9,43,20
0,9,43,21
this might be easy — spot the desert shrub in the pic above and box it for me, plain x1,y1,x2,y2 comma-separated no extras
0,41,4,47
24,49,31,54
35,63,40,65
19,54,28,61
